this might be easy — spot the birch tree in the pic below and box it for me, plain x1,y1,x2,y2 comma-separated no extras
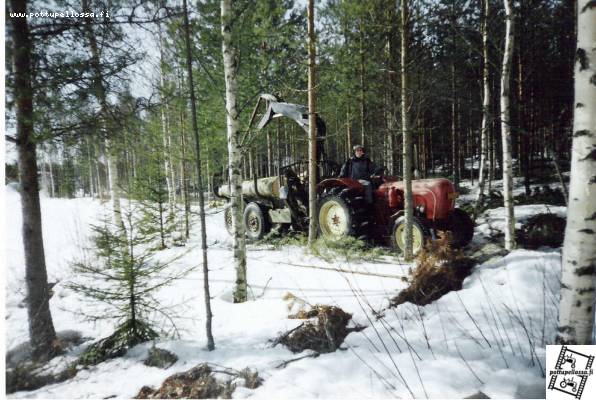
557,0,596,345
307,0,318,245
401,0,414,261
500,0,516,251
8,0,58,361
221,0,248,303
359,19,366,148
385,0,398,176
157,13,176,219
474,0,490,221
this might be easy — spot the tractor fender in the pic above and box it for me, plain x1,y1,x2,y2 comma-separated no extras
391,210,405,221
317,178,364,194
391,209,431,227
389,213,405,237
390,212,431,236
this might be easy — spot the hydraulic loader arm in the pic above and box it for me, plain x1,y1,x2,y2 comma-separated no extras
253,94,327,161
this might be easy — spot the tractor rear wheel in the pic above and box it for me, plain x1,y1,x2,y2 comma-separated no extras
446,208,474,248
318,188,366,239
391,216,430,255
243,202,270,241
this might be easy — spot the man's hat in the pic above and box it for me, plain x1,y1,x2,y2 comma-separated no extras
353,144,364,151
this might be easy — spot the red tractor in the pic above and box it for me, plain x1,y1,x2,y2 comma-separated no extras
316,175,473,253
217,94,474,254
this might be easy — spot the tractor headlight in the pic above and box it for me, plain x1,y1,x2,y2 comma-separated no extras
417,205,426,214
280,186,288,200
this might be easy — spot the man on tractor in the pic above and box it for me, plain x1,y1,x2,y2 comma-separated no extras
339,144,377,203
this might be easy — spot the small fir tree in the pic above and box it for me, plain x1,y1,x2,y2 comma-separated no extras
132,123,178,249
68,204,186,365
133,168,177,249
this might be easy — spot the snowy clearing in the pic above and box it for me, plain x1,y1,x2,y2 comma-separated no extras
5,183,562,399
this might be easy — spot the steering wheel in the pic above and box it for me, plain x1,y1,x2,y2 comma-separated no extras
370,167,386,183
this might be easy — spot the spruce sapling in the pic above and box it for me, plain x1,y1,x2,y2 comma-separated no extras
68,204,186,365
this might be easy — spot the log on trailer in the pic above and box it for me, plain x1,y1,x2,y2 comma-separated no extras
218,176,281,200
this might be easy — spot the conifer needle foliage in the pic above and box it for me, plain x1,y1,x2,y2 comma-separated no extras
67,205,190,365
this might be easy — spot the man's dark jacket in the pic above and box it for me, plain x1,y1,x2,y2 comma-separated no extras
339,156,376,180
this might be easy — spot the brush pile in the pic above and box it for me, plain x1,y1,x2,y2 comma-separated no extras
391,233,475,307
135,363,262,399
517,213,566,249
274,304,365,353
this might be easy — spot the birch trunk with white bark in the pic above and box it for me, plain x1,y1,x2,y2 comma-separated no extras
221,0,247,303
557,0,596,345
386,14,398,176
45,148,55,197
500,0,516,251
85,137,96,197
177,68,191,238
474,0,490,221
158,23,176,217
359,21,366,148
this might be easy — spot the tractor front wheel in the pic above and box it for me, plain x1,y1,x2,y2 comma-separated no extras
318,195,354,239
391,216,430,255
243,202,270,241
318,188,367,239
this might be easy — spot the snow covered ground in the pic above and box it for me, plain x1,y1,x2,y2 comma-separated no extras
5,182,563,399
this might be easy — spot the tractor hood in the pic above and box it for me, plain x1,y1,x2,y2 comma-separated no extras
380,178,458,221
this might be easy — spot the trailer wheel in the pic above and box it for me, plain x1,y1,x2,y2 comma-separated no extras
391,216,430,255
244,202,270,241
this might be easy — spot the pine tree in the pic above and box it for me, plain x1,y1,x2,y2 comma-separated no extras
8,0,58,362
